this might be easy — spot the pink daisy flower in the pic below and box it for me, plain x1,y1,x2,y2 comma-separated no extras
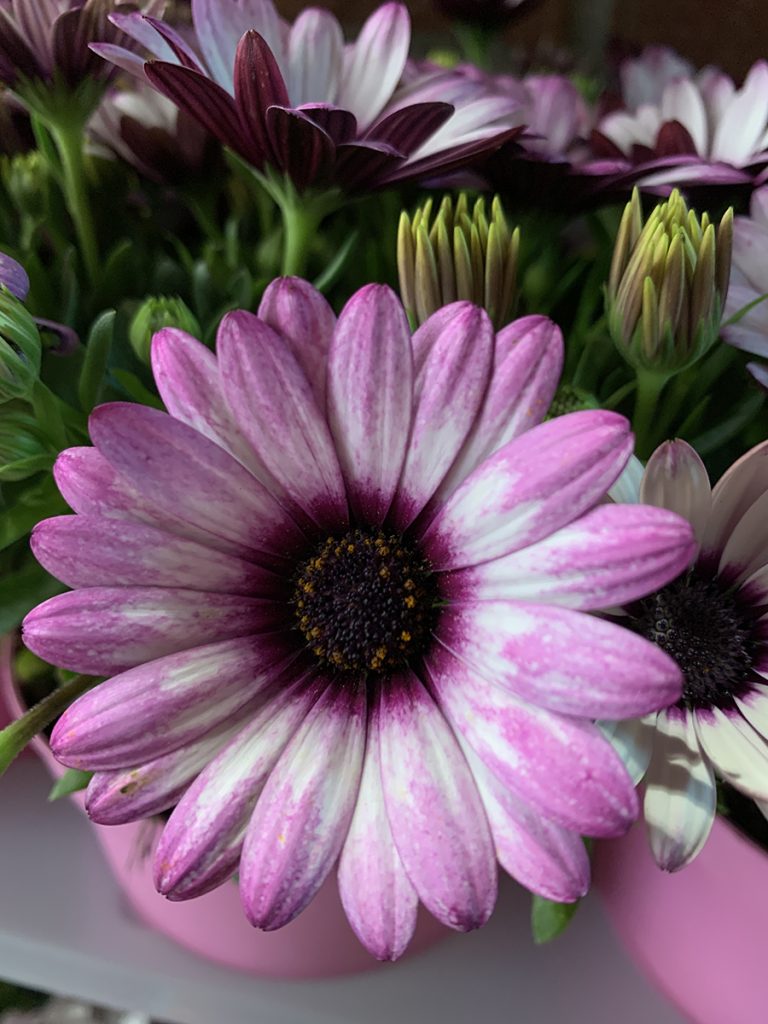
24,281,694,958
603,440,768,870
722,185,768,363
93,0,521,192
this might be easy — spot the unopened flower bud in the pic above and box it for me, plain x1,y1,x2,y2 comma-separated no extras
398,194,520,329
129,296,200,365
2,152,49,222
545,383,599,419
606,188,733,374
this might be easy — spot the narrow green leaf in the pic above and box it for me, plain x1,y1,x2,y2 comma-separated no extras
48,767,93,801
531,894,581,944
78,309,115,412
0,560,65,634
111,369,163,409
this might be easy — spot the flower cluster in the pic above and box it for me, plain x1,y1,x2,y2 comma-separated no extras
0,0,767,966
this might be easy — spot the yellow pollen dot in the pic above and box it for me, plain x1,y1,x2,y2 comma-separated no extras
375,646,387,660
404,595,416,608
379,566,390,578
404,579,415,591
401,630,412,642
347,543,355,553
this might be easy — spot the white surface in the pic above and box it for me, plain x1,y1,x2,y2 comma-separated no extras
0,758,686,1024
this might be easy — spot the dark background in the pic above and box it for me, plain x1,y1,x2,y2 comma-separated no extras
276,0,767,78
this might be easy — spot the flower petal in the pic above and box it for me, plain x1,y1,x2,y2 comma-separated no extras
640,440,712,546
240,682,366,929
265,105,336,191
88,403,303,561
421,410,633,570
256,276,336,408
150,327,269,480
694,706,768,800
717,487,768,584
49,635,293,770
23,587,280,677
233,29,290,166
390,303,494,530
217,310,348,529
154,668,322,900
599,716,656,785
701,440,768,564
327,284,413,524
337,2,411,130
433,316,563,502
31,515,275,596
426,644,639,837
459,739,590,903
338,711,418,961
86,713,250,825
437,600,682,718
379,672,497,931
443,503,696,610
643,708,716,871
285,8,343,106
191,0,284,92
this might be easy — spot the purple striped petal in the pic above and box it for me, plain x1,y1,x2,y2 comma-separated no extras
155,669,323,900
239,682,366,929
265,106,336,190
421,410,633,570
31,515,276,596
459,739,590,903
444,504,696,610
426,644,639,837
334,139,403,192
151,328,269,480
23,587,279,677
327,285,413,524
437,600,682,718
378,672,497,931
49,635,293,771
88,403,303,562
145,61,262,165
434,316,564,502
217,311,348,529
337,2,411,130
257,276,336,408
367,102,453,156
390,303,494,530
86,712,250,825
338,704,418,961
90,42,147,78
107,11,189,64
298,103,357,144
234,30,290,166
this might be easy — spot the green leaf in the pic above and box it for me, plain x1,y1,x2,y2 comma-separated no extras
78,309,115,412
48,767,93,801
531,894,581,944
111,368,163,409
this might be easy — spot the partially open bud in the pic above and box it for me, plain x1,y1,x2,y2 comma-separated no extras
0,401,54,481
606,188,733,374
0,289,41,401
398,194,520,329
129,296,201,365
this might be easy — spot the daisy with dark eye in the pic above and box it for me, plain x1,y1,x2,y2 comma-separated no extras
603,439,768,871
23,279,694,959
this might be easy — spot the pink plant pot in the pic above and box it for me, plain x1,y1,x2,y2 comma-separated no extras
1,638,448,977
594,818,768,1024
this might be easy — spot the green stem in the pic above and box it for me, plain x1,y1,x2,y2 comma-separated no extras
633,369,670,459
0,673,96,776
280,197,323,277
49,121,99,286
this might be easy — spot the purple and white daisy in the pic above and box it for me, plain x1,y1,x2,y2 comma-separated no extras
590,54,768,192
603,440,768,870
93,0,522,193
24,281,695,958
722,185,768,365
0,0,160,91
